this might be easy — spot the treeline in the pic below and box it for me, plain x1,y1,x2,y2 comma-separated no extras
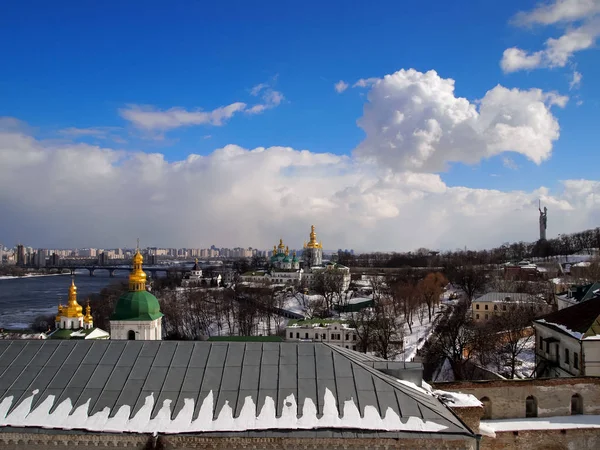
337,226,600,268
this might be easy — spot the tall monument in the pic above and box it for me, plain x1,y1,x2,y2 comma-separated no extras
538,201,548,241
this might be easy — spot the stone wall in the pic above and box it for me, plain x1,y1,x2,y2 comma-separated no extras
481,428,600,450
0,432,478,450
433,377,600,419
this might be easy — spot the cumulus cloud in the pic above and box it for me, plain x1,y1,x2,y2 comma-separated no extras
1,118,598,251
334,80,349,93
353,69,567,172
502,0,600,72
569,70,583,89
502,157,519,170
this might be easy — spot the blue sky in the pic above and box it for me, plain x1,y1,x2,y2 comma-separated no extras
0,0,599,250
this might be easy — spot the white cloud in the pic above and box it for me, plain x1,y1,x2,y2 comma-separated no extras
501,48,544,72
502,1,600,72
1,117,598,252
334,80,349,93
570,70,583,89
502,157,519,170
512,0,600,26
353,69,567,172
120,103,248,131
121,81,284,131
353,77,379,88
247,80,285,114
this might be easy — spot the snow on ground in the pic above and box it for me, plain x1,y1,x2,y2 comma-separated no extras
513,337,536,379
483,415,600,432
400,306,437,361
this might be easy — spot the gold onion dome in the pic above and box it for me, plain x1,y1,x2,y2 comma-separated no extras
65,278,83,318
83,302,93,324
129,248,147,291
306,225,322,249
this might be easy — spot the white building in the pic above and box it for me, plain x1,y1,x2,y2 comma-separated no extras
533,299,600,377
285,320,359,350
182,259,221,287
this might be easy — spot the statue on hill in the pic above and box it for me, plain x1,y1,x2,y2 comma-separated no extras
539,201,547,241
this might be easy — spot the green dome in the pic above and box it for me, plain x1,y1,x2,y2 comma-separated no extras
111,290,163,321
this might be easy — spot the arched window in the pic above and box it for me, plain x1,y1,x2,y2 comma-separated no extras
571,394,583,415
526,395,538,418
128,330,136,340
480,397,492,420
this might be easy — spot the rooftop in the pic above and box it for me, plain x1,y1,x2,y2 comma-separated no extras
534,297,600,340
0,340,473,438
473,292,537,303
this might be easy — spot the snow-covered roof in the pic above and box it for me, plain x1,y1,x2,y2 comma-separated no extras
473,292,537,304
0,340,474,438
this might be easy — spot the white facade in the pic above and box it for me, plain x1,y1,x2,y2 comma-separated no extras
110,318,162,340
533,322,586,377
285,321,359,350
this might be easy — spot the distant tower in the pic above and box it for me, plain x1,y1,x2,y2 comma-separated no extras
303,225,323,267
538,200,548,241
110,245,163,340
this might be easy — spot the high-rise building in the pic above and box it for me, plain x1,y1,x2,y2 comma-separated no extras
16,244,25,267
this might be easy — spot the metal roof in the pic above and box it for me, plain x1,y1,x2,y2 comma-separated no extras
0,340,473,437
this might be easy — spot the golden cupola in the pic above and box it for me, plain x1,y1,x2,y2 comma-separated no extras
129,248,147,292
306,224,322,249
83,302,94,327
278,238,285,251
64,278,84,318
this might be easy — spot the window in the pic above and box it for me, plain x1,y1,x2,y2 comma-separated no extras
480,397,492,420
345,334,349,340
494,305,498,311
305,333,309,339
128,330,136,340
296,332,299,338
525,396,538,418
539,336,543,350
546,341,550,353
322,333,326,339
289,332,293,338
571,394,583,415
353,334,357,341
574,352,579,369
476,304,480,310
565,348,570,365
485,304,488,310
352,345,356,351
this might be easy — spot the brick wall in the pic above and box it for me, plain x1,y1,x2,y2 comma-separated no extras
481,428,600,450
433,377,600,419
0,432,478,450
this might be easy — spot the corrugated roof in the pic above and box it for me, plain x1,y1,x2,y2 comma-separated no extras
0,341,472,437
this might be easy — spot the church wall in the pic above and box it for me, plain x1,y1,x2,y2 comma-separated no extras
433,378,600,419
110,318,162,340
481,428,600,450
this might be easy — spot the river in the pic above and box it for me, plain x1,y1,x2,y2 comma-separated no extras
0,271,129,329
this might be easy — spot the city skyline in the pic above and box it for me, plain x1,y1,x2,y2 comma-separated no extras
1,1,600,251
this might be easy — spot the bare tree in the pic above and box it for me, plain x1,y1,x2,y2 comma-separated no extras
418,272,448,321
446,265,487,304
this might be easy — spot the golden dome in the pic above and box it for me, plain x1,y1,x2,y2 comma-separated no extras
129,249,147,292
278,238,284,249
306,225,322,249
83,302,93,324
64,278,84,318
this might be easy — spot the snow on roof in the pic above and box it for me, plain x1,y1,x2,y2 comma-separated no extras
536,319,584,340
432,391,482,408
0,387,449,434
482,415,600,432
0,341,473,437
473,292,536,303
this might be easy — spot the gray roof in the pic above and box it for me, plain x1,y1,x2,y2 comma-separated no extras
474,292,537,303
0,340,473,438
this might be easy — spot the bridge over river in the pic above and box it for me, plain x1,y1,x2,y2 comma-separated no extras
43,264,193,277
